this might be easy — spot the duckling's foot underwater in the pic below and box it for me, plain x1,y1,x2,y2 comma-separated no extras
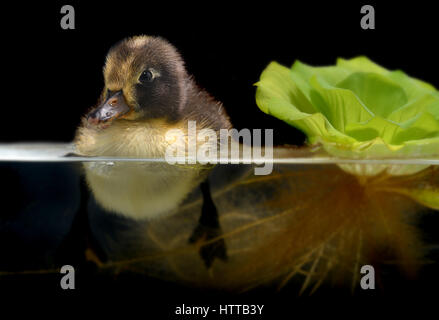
189,180,228,268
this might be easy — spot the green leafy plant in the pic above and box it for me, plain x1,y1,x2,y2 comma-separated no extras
255,57,439,176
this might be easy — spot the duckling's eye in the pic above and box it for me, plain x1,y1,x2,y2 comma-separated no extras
139,70,154,83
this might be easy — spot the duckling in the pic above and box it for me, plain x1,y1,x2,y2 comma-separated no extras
74,36,231,267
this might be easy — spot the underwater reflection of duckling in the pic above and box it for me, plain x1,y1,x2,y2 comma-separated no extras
74,36,231,267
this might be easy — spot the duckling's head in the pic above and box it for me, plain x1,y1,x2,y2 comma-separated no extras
86,35,188,127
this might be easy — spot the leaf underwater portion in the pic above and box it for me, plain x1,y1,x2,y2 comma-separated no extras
255,57,439,165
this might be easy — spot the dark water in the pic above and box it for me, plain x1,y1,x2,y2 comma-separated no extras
1,162,438,304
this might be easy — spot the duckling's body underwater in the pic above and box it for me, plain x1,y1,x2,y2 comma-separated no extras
74,36,231,220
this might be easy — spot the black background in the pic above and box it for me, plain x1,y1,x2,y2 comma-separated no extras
3,1,439,146
1,0,439,315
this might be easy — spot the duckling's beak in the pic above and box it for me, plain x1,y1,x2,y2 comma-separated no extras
87,91,130,125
